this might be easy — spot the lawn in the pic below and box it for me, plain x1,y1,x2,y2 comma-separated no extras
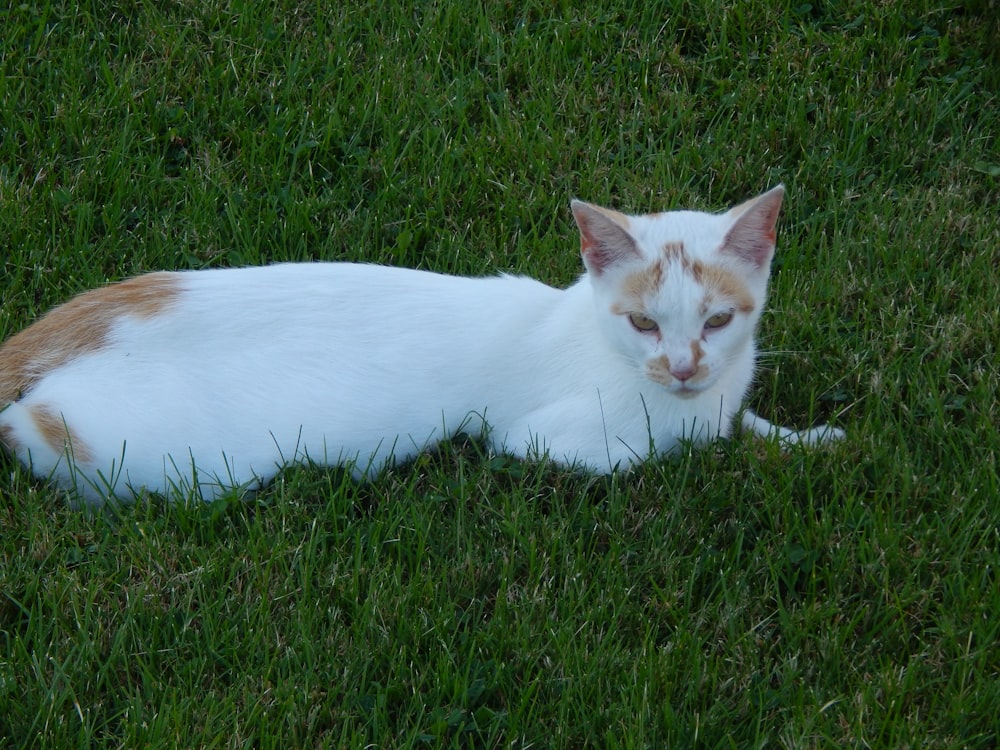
1,1,998,747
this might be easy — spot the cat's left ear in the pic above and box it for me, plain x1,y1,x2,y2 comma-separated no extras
721,185,784,270
571,200,640,276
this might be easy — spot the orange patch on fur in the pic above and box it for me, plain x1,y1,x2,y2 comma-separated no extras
690,340,705,368
30,404,93,463
646,354,673,386
0,272,181,403
664,242,701,280
647,349,709,390
0,421,17,451
620,260,664,308
694,262,755,313
661,241,686,262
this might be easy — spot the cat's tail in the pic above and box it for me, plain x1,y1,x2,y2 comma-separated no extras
740,410,845,446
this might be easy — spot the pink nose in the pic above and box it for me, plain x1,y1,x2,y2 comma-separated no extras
671,365,697,382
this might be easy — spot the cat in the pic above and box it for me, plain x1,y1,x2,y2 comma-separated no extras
0,185,843,505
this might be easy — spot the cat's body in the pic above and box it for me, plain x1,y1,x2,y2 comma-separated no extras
0,186,842,504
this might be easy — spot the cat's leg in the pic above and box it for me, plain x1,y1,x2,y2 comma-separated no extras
739,410,845,446
0,399,114,503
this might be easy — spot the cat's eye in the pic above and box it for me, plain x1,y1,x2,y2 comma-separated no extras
628,312,659,333
704,312,734,330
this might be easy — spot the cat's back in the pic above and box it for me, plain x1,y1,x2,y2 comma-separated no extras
0,261,559,404
143,261,560,359
153,261,554,323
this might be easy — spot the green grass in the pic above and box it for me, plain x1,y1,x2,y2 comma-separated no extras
1,0,998,746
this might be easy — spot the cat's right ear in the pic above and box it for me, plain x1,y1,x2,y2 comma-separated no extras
571,200,640,276
720,185,784,270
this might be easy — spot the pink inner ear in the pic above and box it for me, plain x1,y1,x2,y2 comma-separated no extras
722,187,783,269
571,201,639,275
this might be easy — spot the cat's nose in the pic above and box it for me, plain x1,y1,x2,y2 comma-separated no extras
671,365,697,382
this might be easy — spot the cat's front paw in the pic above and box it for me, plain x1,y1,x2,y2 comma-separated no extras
796,423,846,446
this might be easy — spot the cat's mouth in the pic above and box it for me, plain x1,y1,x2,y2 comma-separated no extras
646,371,710,398
672,384,701,399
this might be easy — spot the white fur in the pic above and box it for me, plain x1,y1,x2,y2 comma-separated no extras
0,188,842,504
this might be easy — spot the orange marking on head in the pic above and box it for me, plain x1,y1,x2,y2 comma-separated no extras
647,347,709,390
696,263,755,313
661,241,686,262
690,340,705,369
0,272,181,403
662,242,705,282
30,403,93,463
620,259,664,309
690,259,704,284
646,354,673,387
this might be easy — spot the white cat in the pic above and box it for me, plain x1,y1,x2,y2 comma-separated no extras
0,185,842,505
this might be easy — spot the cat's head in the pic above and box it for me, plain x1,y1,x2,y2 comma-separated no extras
572,186,783,398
